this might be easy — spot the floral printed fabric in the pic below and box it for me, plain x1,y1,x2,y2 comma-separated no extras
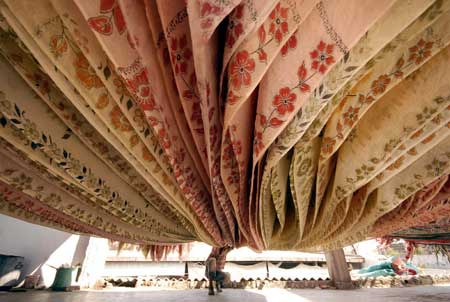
371,176,450,238
0,0,449,253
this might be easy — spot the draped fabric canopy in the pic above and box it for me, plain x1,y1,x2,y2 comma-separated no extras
377,176,450,245
0,0,449,253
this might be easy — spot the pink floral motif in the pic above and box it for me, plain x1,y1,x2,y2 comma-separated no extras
393,56,405,78
191,102,203,125
229,50,255,90
200,1,223,17
158,128,171,149
227,167,240,187
173,148,186,166
113,77,130,96
321,137,336,155
227,90,239,105
222,132,242,192
259,114,268,126
273,87,296,115
182,73,200,101
269,117,283,127
257,49,268,63
222,142,234,164
310,41,335,74
199,1,224,30
182,89,194,100
253,131,264,155
269,3,289,43
148,116,159,127
253,25,268,62
342,106,360,127
170,35,192,75
209,125,218,147
88,16,112,35
231,139,242,155
280,34,297,56
110,106,132,132
296,62,310,93
371,75,391,95
226,5,244,48
201,18,213,29
258,25,266,44
408,39,433,65
88,0,126,35
49,35,68,58
258,113,284,131
74,54,103,89
126,69,155,110
102,0,126,33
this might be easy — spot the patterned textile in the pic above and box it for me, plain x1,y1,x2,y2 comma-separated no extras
374,176,450,247
371,176,450,238
0,0,449,254
389,216,450,242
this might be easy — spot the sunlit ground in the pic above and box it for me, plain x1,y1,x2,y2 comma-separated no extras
1,285,450,302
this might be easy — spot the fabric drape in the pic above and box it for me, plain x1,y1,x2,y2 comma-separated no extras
0,0,448,254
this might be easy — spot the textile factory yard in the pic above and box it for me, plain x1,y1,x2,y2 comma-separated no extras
1,286,450,302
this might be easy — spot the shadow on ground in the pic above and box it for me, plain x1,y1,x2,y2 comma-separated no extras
1,285,450,302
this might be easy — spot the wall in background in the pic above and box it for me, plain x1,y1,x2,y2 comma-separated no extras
0,214,88,286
